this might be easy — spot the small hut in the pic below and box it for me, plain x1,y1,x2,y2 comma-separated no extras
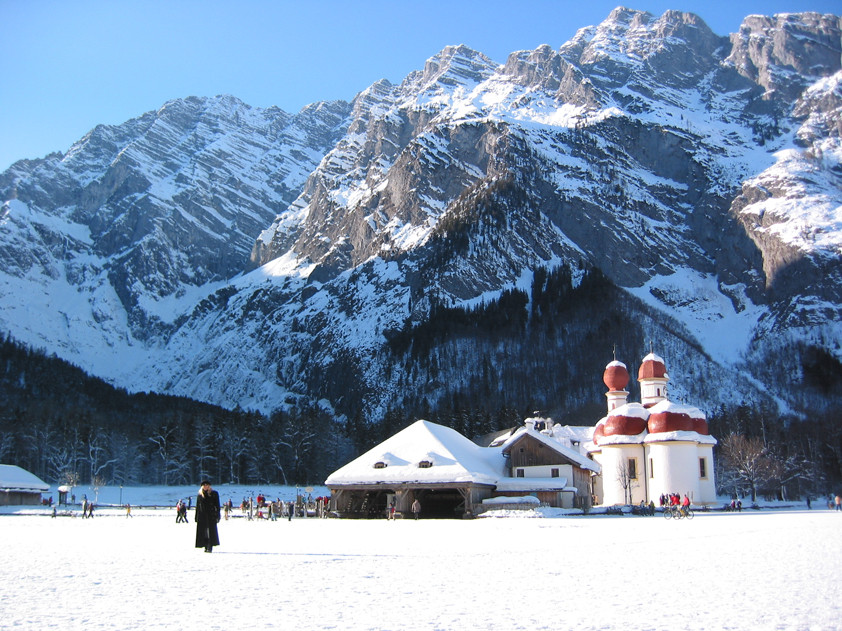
0,464,50,506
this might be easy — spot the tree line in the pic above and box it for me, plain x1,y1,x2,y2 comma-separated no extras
0,334,353,486
711,403,842,502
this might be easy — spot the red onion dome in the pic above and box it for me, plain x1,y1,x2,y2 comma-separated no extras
647,401,702,434
592,420,606,446
603,402,649,437
638,352,667,380
603,360,629,391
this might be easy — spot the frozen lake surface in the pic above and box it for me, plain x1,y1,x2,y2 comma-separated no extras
3,490,841,630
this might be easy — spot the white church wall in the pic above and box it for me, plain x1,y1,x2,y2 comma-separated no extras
599,444,646,505
698,443,717,504
648,441,701,501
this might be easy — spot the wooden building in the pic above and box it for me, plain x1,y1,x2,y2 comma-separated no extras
497,430,597,509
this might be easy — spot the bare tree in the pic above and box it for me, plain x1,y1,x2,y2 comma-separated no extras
616,459,638,505
218,424,249,484
718,433,775,501
149,425,190,485
192,416,218,482
86,431,118,484
61,469,80,504
92,475,107,503
109,432,142,486
279,412,318,485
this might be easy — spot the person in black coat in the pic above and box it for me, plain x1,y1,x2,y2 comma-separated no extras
195,480,221,553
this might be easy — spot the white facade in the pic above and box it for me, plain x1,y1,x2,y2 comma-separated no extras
590,354,718,506
593,443,645,505
646,440,705,502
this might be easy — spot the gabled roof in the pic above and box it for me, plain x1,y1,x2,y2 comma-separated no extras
0,464,49,492
500,428,601,473
326,420,506,486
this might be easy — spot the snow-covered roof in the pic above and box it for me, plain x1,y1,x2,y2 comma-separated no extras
0,465,49,492
481,495,541,505
608,402,649,420
597,433,648,445
551,424,594,444
495,477,572,492
645,431,718,445
325,420,506,486
499,428,601,473
649,399,706,419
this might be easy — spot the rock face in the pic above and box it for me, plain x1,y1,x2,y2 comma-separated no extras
1,9,841,420
0,96,351,334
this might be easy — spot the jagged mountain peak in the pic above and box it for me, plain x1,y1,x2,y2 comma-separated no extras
559,6,725,93
400,44,499,102
727,12,842,100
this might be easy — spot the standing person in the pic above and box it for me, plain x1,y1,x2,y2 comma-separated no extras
835,495,841,511
126,503,133,518
411,498,421,520
195,480,221,553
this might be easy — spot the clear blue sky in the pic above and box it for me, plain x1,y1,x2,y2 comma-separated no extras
1,0,838,172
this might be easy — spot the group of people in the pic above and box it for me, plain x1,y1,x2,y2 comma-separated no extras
659,493,692,515
191,482,335,553
387,498,422,520
727,499,744,511
80,497,95,518
234,494,328,521
175,498,191,523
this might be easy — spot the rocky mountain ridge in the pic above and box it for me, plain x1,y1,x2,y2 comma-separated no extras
1,8,840,423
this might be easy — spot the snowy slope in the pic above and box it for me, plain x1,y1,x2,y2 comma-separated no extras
1,9,841,419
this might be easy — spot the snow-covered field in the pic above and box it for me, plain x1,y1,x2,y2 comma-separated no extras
3,489,841,630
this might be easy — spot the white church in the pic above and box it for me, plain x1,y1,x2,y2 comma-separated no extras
589,352,718,506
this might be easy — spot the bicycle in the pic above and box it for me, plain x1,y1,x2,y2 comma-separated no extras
663,505,694,520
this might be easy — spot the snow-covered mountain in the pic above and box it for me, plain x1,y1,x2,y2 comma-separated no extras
1,8,840,422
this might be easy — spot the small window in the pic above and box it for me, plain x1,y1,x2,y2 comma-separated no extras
418,460,432,468
551,468,559,478
628,458,638,480
373,462,387,469
516,469,525,478
649,458,654,478
699,458,707,479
